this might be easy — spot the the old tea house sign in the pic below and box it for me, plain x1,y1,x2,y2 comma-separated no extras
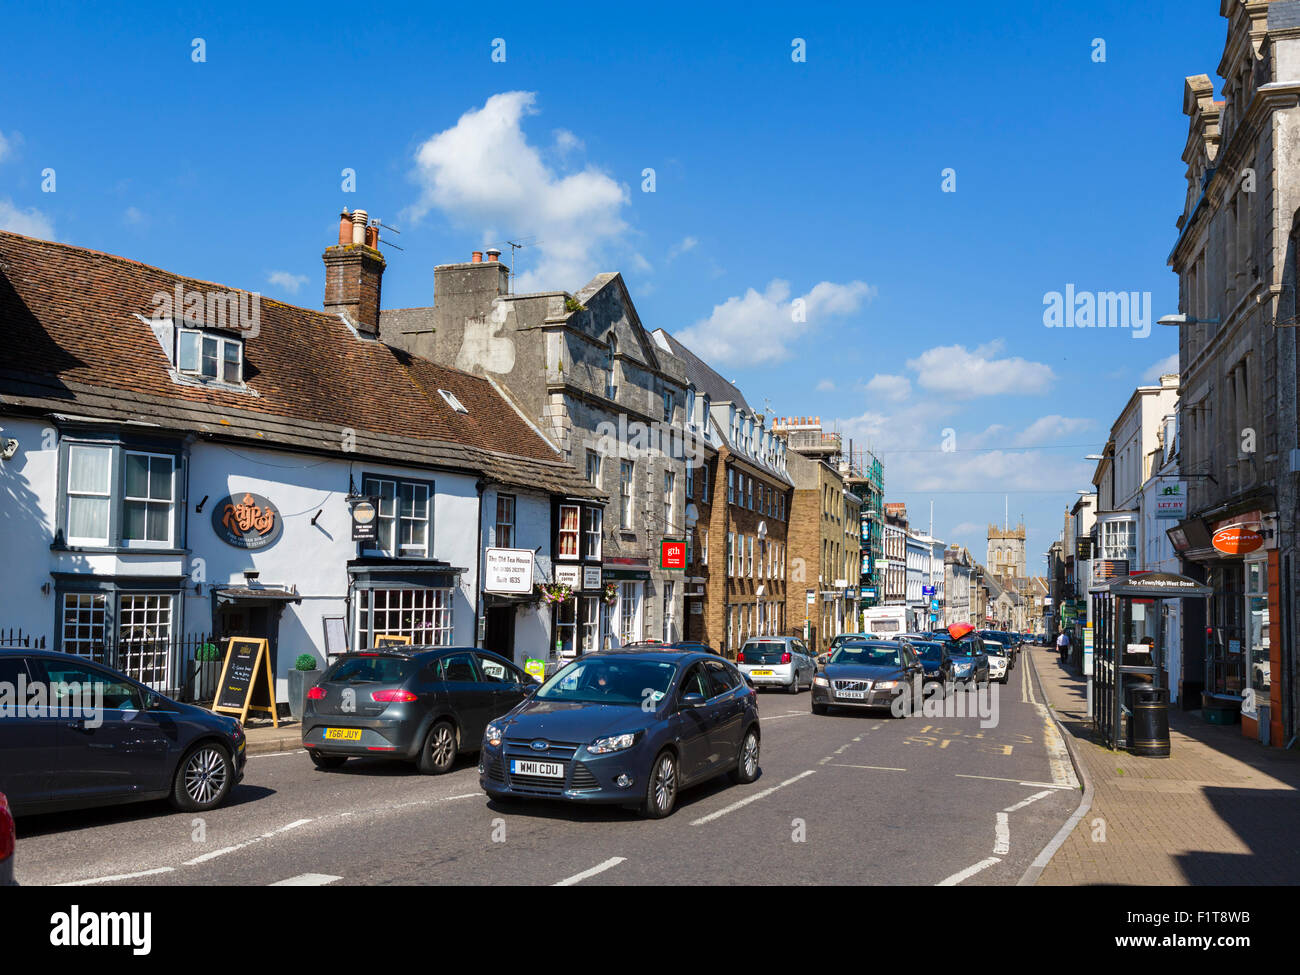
213,492,283,549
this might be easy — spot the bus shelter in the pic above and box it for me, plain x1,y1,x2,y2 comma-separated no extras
1089,572,1211,750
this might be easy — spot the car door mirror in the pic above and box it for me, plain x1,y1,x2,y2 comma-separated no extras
680,691,706,709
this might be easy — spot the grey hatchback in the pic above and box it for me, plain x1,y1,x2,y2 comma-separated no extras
479,649,761,817
301,647,537,773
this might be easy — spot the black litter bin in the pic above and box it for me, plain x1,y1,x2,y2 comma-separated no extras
1127,685,1170,758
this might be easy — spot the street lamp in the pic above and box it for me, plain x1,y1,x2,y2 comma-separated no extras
1158,313,1221,327
1085,454,1104,461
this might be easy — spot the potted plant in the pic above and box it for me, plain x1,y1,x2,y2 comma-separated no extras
288,653,321,721
537,581,573,606
194,642,220,702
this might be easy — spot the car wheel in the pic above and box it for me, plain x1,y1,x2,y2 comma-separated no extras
309,752,347,770
729,728,761,784
788,674,801,694
812,701,828,715
170,741,234,812
416,720,458,775
642,750,679,818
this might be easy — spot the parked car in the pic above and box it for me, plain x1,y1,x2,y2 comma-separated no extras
811,640,923,716
979,630,1018,668
0,649,246,816
945,637,989,686
736,636,816,693
302,647,538,774
0,792,14,886
902,638,953,687
478,648,761,817
982,639,1010,683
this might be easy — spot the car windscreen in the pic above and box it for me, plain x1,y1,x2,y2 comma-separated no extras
323,655,416,684
537,657,679,706
911,642,945,661
742,642,789,664
831,645,901,667
984,641,1006,655
944,640,979,657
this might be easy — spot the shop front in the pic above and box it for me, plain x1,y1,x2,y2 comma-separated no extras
1170,508,1281,744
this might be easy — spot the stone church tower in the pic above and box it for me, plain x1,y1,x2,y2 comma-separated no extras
987,523,1026,580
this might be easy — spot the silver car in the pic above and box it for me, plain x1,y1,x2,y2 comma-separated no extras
736,637,816,693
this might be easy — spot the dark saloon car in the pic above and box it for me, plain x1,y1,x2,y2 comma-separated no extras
302,647,537,774
811,640,923,716
478,649,761,818
0,649,246,816
902,638,953,686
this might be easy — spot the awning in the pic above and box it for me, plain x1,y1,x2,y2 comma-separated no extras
214,586,300,604
1090,572,1212,598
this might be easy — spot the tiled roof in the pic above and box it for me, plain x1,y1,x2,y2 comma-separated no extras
0,231,601,499
652,328,752,413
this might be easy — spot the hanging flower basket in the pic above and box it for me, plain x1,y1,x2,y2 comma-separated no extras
603,582,619,606
537,581,573,606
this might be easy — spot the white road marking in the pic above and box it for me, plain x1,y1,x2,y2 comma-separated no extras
852,736,862,742
955,773,1073,790
249,750,304,759
553,857,626,886
690,770,817,826
762,712,808,721
185,844,248,866
994,812,1010,854
271,873,342,886
871,724,883,730
277,818,313,832
1003,790,1054,813
937,857,1001,886
830,763,906,771
57,866,175,886
818,756,832,765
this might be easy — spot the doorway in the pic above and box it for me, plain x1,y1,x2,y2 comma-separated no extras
484,605,515,659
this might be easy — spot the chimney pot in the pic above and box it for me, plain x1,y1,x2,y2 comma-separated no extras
486,248,501,262
365,225,379,249
351,209,368,245
338,210,352,246
472,251,483,263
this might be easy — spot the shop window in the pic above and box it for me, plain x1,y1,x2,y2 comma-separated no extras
57,590,175,689
356,587,453,647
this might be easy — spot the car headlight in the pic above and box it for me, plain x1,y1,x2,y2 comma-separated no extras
953,663,971,672
485,722,505,748
588,730,643,754
875,680,899,689
814,676,830,687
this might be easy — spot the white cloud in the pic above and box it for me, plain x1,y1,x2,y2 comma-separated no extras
405,91,629,292
1143,352,1179,382
552,129,583,154
675,278,874,367
905,339,1055,399
123,206,146,225
1012,414,1094,447
268,270,309,294
630,252,652,273
864,373,911,403
816,378,836,392
0,199,54,239
667,235,698,262
0,131,10,163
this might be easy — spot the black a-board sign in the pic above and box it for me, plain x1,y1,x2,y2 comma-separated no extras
212,637,279,726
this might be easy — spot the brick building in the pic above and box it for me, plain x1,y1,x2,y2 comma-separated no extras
651,331,792,657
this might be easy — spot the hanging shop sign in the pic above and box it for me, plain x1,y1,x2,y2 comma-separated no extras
660,539,687,571
583,565,603,591
555,564,583,588
1211,526,1264,556
1075,537,1093,560
349,496,380,541
213,493,282,549
483,547,535,595
1155,482,1188,520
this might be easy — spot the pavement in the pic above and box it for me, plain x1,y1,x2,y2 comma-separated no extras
242,716,303,756
15,662,1081,886
1027,643,1300,885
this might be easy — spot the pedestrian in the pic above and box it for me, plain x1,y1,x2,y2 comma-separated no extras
1056,629,1070,664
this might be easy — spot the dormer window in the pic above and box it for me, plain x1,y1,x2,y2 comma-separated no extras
177,328,243,385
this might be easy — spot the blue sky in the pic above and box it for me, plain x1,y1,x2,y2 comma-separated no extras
0,1,1229,567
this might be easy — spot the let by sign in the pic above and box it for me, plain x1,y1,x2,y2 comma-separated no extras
660,539,687,570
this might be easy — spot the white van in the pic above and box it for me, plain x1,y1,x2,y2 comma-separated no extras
861,606,909,640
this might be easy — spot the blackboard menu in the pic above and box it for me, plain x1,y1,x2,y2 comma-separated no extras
216,638,262,712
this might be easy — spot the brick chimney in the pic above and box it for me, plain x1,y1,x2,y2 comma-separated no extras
323,208,386,335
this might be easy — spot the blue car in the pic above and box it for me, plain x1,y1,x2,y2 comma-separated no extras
479,648,761,818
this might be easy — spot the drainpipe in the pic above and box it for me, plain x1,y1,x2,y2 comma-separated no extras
474,478,487,648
